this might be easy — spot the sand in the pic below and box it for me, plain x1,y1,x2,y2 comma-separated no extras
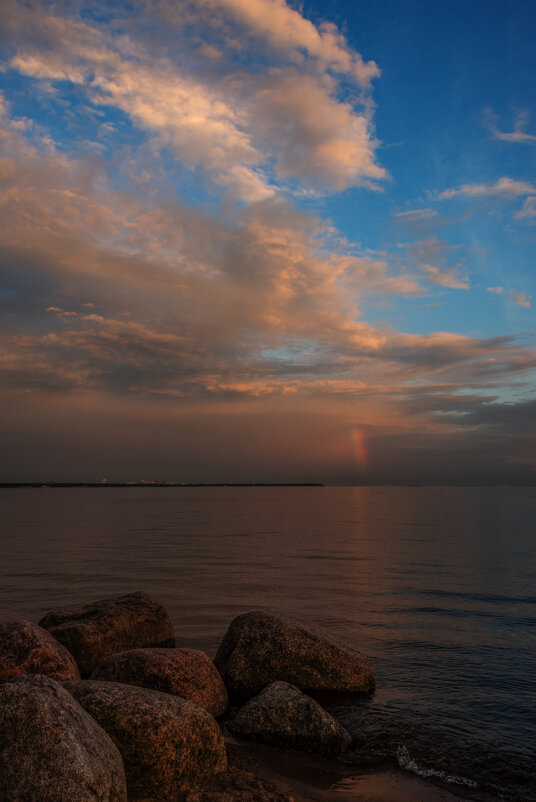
194,737,473,802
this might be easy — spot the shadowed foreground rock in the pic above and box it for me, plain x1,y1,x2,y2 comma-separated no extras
39,591,174,675
91,647,228,717
214,611,375,700
64,679,227,800
0,674,127,802
0,619,80,682
182,764,292,801
227,681,352,757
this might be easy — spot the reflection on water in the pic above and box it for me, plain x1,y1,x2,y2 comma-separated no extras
1,486,535,800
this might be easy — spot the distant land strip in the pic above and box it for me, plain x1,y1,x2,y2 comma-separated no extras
0,482,325,488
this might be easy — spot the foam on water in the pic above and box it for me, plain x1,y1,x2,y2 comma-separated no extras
396,744,478,789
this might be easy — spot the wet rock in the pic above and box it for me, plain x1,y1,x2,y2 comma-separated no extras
214,611,374,700
0,619,80,682
39,591,174,675
91,647,228,717
64,679,227,800
0,674,127,802
227,681,352,757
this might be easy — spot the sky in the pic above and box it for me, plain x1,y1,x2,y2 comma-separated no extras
0,0,535,484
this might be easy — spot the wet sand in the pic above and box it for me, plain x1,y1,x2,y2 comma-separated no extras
213,737,470,802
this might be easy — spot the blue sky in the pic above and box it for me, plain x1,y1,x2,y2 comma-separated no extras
0,0,535,482
318,0,536,335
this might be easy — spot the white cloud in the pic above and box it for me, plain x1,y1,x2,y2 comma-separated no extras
4,95,531,406
407,238,469,290
484,108,536,144
516,197,536,219
7,2,386,201
200,0,380,87
494,131,536,145
11,31,275,202
487,286,531,308
509,290,531,309
250,70,387,191
440,176,536,200
393,208,438,221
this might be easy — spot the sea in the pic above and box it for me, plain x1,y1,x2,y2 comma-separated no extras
1,486,534,801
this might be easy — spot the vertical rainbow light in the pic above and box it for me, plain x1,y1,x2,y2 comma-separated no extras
351,427,368,470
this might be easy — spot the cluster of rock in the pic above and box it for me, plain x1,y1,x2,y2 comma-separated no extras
0,593,375,800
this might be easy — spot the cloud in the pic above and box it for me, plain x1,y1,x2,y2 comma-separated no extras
509,290,531,309
198,0,380,88
249,70,387,191
516,196,536,218
2,97,534,410
8,12,275,202
5,1,386,200
406,238,469,290
393,208,438,221
1,3,536,483
484,108,536,144
439,176,536,200
487,286,532,308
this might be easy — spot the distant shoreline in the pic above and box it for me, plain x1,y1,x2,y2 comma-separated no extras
2,482,535,488
0,482,325,489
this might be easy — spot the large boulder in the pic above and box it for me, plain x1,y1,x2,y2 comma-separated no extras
227,681,352,757
64,680,227,800
39,591,174,676
0,674,127,802
91,648,228,717
214,611,375,700
0,619,80,682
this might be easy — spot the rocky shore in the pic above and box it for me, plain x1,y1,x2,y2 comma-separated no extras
0,592,468,801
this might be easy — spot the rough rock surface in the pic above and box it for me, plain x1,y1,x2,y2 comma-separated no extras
0,674,127,802
0,619,80,682
227,681,352,757
91,647,228,717
214,611,375,700
182,765,292,801
64,679,227,800
39,591,174,675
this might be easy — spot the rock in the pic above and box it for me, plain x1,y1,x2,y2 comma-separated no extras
0,619,80,682
91,647,228,717
182,765,293,801
64,679,227,800
227,681,352,757
39,591,174,675
0,674,127,802
214,611,375,700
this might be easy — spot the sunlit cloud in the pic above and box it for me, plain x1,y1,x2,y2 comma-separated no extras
439,176,536,200
0,0,535,482
2,90,533,412
487,286,532,308
509,290,531,309
393,208,438,221
4,0,385,200
483,108,536,144
516,196,536,218
197,0,381,87
406,238,469,290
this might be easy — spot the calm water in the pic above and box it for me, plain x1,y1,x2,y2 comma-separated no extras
1,486,535,800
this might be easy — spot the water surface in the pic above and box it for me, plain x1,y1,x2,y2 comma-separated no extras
1,486,534,800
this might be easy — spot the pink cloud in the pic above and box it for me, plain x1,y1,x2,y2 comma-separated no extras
440,176,536,200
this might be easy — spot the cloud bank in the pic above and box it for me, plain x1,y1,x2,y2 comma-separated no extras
0,0,535,482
